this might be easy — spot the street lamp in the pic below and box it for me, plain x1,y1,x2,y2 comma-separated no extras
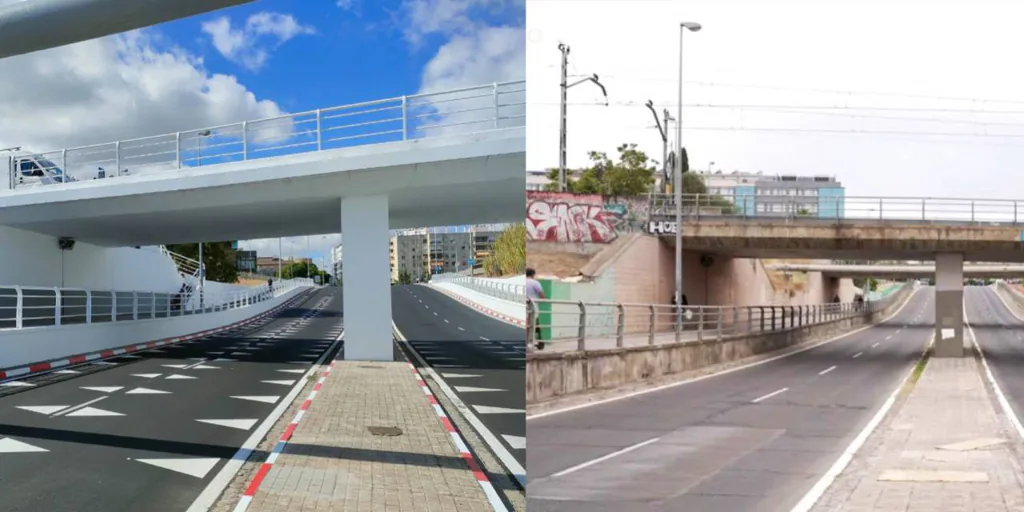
675,21,701,329
197,130,211,167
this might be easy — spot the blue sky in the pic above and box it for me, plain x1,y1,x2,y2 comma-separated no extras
160,0,524,115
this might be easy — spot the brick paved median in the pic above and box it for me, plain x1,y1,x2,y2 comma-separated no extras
811,357,1024,512
219,360,499,512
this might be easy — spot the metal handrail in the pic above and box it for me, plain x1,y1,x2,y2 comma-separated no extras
0,278,314,330
432,273,525,302
524,283,912,351
648,193,1024,225
9,80,525,189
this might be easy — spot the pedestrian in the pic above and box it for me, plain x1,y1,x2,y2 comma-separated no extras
526,267,546,350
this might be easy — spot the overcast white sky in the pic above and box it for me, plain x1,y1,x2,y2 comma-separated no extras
527,0,1024,202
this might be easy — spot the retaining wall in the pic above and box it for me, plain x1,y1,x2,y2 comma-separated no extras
0,286,311,371
526,285,914,404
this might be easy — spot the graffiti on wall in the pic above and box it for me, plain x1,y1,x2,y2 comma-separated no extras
526,192,651,243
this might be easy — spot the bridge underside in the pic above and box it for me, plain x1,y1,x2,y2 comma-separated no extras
0,131,525,246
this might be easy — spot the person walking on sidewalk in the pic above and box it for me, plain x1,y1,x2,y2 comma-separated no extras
526,267,546,350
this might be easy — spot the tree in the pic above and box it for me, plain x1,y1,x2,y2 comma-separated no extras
278,261,322,279
543,144,655,197
484,223,526,277
398,270,413,285
680,172,736,213
166,242,238,283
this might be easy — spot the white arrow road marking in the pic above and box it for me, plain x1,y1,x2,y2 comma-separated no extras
132,458,220,478
162,364,189,369
165,374,197,380
230,396,280,404
261,380,296,386
472,405,525,414
80,386,124,393
503,435,525,450
0,437,48,453
126,387,171,395
276,369,305,374
454,386,504,393
0,381,34,388
17,405,68,415
132,373,162,379
66,407,123,417
195,419,259,431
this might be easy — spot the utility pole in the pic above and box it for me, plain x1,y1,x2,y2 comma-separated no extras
645,101,675,194
676,21,702,329
198,242,204,311
558,43,609,192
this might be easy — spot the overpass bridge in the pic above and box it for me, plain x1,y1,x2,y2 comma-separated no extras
647,193,1024,358
765,262,1024,279
0,81,526,361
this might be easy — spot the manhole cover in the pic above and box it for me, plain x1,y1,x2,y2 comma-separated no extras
368,426,403,436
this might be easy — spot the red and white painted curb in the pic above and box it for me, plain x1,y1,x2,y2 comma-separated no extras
233,361,337,512
0,289,315,383
427,284,525,328
407,362,508,511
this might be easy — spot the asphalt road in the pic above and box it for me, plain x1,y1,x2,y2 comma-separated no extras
391,284,526,469
964,286,1024,426
0,288,344,512
527,287,935,512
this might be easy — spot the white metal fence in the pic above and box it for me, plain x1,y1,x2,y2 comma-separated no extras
526,283,912,351
0,278,313,329
432,273,524,302
10,80,525,188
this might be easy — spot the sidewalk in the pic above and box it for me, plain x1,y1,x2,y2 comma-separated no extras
809,356,1024,512
427,282,524,326
214,356,506,511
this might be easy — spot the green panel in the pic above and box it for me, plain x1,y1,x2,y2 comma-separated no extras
537,278,553,340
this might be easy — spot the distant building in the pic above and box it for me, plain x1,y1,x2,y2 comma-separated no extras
236,250,257,273
526,169,548,191
699,171,845,218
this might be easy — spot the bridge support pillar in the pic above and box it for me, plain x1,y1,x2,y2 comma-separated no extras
341,195,394,361
934,252,965,357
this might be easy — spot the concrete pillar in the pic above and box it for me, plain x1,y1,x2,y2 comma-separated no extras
341,195,394,361
933,252,964,357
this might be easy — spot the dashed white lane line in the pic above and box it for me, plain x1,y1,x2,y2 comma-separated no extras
433,312,438,316
872,342,880,348
444,319,450,323
885,335,892,340
52,396,107,417
550,437,661,478
819,366,837,376
479,336,490,341
752,387,789,403
853,352,863,359
458,327,466,331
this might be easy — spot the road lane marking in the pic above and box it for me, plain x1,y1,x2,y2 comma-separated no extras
444,319,449,323
550,437,661,478
885,335,891,340
53,397,107,417
752,387,788,403
529,287,923,420
872,342,880,348
479,336,490,341
853,352,863,358
458,327,466,331
819,366,837,376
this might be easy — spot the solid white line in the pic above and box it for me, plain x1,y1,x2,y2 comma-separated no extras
853,352,863,359
550,437,661,478
819,366,836,376
968,289,1024,442
529,287,921,421
52,396,107,417
393,320,526,488
752,387,788,403
187,325,344,512
790,334,934,512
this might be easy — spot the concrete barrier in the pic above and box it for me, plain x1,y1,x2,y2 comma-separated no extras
0,286,312,372
994,282,1024,316
526,285,914,405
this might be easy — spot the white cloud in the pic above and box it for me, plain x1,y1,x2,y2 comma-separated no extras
0,29,283,156
527,0,1024,201
201,12,315,71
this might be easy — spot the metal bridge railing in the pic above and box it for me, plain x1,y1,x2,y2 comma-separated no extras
525,283,911,351
649,194,1024,226
0,278,313,330
432,273,525,303
10,80,525,189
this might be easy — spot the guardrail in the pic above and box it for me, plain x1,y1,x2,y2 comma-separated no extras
649,194,1024,225
432,274,525,302
0,278,312,329
9,80,525,189
526,283,911,351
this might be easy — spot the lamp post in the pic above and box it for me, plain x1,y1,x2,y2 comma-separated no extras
676,21,701,328
197,130,211,167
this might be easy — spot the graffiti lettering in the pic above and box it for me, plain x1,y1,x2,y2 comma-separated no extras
527,200,618,243
647,220,677,235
